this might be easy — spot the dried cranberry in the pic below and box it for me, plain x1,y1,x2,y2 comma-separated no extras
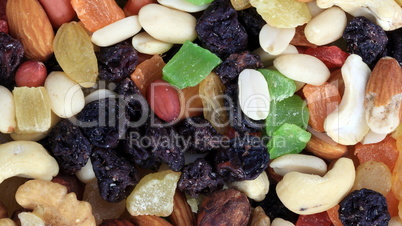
0,32,24,89
195,0,248,58
178,158,225,198
91,147,138,202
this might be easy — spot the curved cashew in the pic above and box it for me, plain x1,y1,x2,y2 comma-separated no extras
0,141,59,184
276,157,355,215
229,171,269,202
324,54,371,145
316,0,402,31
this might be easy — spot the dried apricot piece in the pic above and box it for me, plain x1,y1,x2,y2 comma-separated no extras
302,82,341,132
355,135,399,171
386,190,399,217
326,205,343,226
71,0,125,32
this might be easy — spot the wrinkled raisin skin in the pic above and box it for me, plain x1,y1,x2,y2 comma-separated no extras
343,16,388,67
0,32,24,89
386,28,402,66
91,147,138,203
237,7,265,50
195,0,248,58
45,119,92,175
178,158,224,198
215,51,263,84
339,188,390,226
214,135,269,182
97,41,138,82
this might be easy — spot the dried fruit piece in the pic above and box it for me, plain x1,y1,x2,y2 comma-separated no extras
250,0,311,28
0,32,24,89
53,21,98,87
6,0,54,61
326,205,343,226
259,69,296,102
296,211,332,226
71,0,125,32
130,54,165,96
352,161,392,196
304,46,349,69
162,41,222,89
126,170,181,217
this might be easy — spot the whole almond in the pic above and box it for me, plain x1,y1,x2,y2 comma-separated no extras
6,0,54,61
147,79,181,122
169,189,196,226
130,215,172,226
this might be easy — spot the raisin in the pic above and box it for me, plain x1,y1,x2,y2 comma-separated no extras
215,51,263,84
97,41,138,82
195,0,248,58
91,147,138,202
0,32,24,89
343,16,388,67
339,188,390,226
237,7,266,51
145,116,185,171
175,116,223,153
45,119,92,174
214,135,269,182
386,28,402,66
224,81,265,134
178,158,225,198
76,98,127,149
254,183,299,223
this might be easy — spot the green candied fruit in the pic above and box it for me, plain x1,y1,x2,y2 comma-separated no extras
185,0,213,6
265,95,309,136
258,69,296,101
162,41,222,89
268,123,311,159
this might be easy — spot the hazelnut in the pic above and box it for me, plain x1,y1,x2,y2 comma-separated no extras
197,188,251,226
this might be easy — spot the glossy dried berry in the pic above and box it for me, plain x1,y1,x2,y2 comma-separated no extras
0,32,24,89
343,16,388,67
237,7,266,50
178,158,224,198
175,116,222,153
339,188,390,226
224,81,265,134
196,0,248,58
145,116,185,171
91,147,139,202
76,98,127,149
214,135,269,182
386,28,402,66
97,41,138,82
215,51,263,84
46,119,92,174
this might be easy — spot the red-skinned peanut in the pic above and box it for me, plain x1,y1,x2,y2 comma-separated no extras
147,79,181,122
15,60,47,87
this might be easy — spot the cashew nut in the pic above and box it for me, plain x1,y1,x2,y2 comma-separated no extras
324,54,371,145
316,0,402,31
276,157,355,215
269,154,327,177
0,86,16,134
229,171,270,202
0,141,59,184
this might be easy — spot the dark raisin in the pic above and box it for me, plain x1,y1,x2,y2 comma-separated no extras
76,98,127,149
386,28,402,66
215,51,263,84
97,41,138,82
99,219,134,226
175,116,223,153
45,119,92,174
195,0,248,58
339,188,390,226
214,135,269,182
253,183,299,223
91,147,138,202
237,7,266,51
0,32,24,89
145,116,185,171
224,81,265,134
343,16,388,67
178,158,225,198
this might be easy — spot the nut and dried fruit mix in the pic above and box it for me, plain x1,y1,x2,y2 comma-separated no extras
0,0,402,225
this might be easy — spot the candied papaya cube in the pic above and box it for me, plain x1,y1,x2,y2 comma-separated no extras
268,123,311,159
258,69,296,102
162,41,221,89
13,87,52,133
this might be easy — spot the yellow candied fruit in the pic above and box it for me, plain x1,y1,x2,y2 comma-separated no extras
250,0,311,28
13,87,52,133
352,161,392,196
126,170,181,217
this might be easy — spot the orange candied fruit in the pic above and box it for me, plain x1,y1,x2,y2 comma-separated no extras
354,135,399,171
326,205,343,226
71,0,125,32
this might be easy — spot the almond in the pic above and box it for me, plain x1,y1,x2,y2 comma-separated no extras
147,79,181,122
6,0,54,61
365,57,402,134
168,189,196,226
305,129,347,160
130,215,173,226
